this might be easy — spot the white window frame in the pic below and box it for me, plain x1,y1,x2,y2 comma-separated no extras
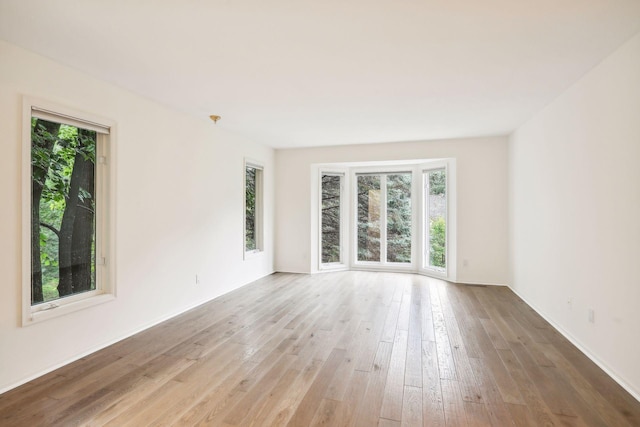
351,166,417,272
318,170,347,270
312,159,456,281
244,159,264,257
419,160,456,281
22,97,117,326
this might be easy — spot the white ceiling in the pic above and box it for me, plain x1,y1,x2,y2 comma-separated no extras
1,1,640,148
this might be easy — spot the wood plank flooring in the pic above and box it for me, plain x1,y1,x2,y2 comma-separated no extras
1,271,639,426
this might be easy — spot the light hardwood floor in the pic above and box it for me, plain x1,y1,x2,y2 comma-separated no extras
1,272,639,426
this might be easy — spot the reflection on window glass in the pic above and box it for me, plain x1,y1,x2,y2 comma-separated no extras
321,174,342,264
386,174,412,263
426,169,446,271
357,175,381,262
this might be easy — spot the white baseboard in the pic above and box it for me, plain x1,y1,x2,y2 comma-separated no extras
509,286,640,403
274,269,310,274
455,280,508,286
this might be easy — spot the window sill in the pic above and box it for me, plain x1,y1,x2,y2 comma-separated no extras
244,249,263,260
23,293,116,327
319,263,348,272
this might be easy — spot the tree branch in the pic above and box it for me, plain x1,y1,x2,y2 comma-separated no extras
40,222,60,238
76,204,95,215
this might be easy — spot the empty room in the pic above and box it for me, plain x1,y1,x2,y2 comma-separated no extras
1,0,640,425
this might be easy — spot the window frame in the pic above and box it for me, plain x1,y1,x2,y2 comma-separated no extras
318,170,347,270
312,159,456,281
243,159,264,257
22,97,117,326
350,166,417,272
422,167,448,276
418,159,456,280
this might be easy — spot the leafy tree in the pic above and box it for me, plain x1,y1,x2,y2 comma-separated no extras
321,175,341,263
245,167,256,250
357,175,381,261
31,119,96,304
429,216,446,268
386,174,411,263
429,170,446,195
31,119,60,303
356,174,412,263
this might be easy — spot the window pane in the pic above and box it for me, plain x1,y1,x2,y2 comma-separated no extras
321,174,341,264
426,169,446,270
386,173,412,263
245,166,257,251
357,175,381,262
31,118,97,305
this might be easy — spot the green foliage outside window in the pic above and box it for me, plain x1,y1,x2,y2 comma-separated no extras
429,216,446,268
386,174,411,263
321,175,341,263
426,168,446,270
245,167,257,251
31,118,97,304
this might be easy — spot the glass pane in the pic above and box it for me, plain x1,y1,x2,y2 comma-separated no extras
245,166,257,251
427,169,446,270
321,174,342,264
31,118,97,305
386,173,412,263
357,175,381,262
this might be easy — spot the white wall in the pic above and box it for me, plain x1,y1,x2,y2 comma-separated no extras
0,41,274,393
275,136,509,285
509,32,640,398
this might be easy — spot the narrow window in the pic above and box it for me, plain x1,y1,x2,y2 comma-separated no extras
386,173,412,263
357,174,381,262
245,162,263,254
24,101,114,324
425,168,446,271
320,173,343,265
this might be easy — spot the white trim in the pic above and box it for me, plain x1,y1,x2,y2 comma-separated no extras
509,286,640,402
351,168,415,269
419,159,457,282
31,107,110,134
316,265,350,274
22,97,117,326
311,159,456,280
454,280,508,286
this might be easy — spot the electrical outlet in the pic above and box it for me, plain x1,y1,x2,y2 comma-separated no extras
567,297,573,310
588,309,595,323
463,259,469,267
195,274,200,285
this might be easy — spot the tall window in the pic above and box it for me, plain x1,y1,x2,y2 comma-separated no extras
356,172,412,265
386,174,412,263
320,173,343,265
24,100,114,324
357,175,381,262
424,168,446,272
245,162,263,254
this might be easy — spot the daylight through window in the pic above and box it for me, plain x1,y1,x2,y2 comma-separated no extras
245,162,263,254
356,172,412,264
321,173,343,264
425,168,447,272
25,102,114,324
